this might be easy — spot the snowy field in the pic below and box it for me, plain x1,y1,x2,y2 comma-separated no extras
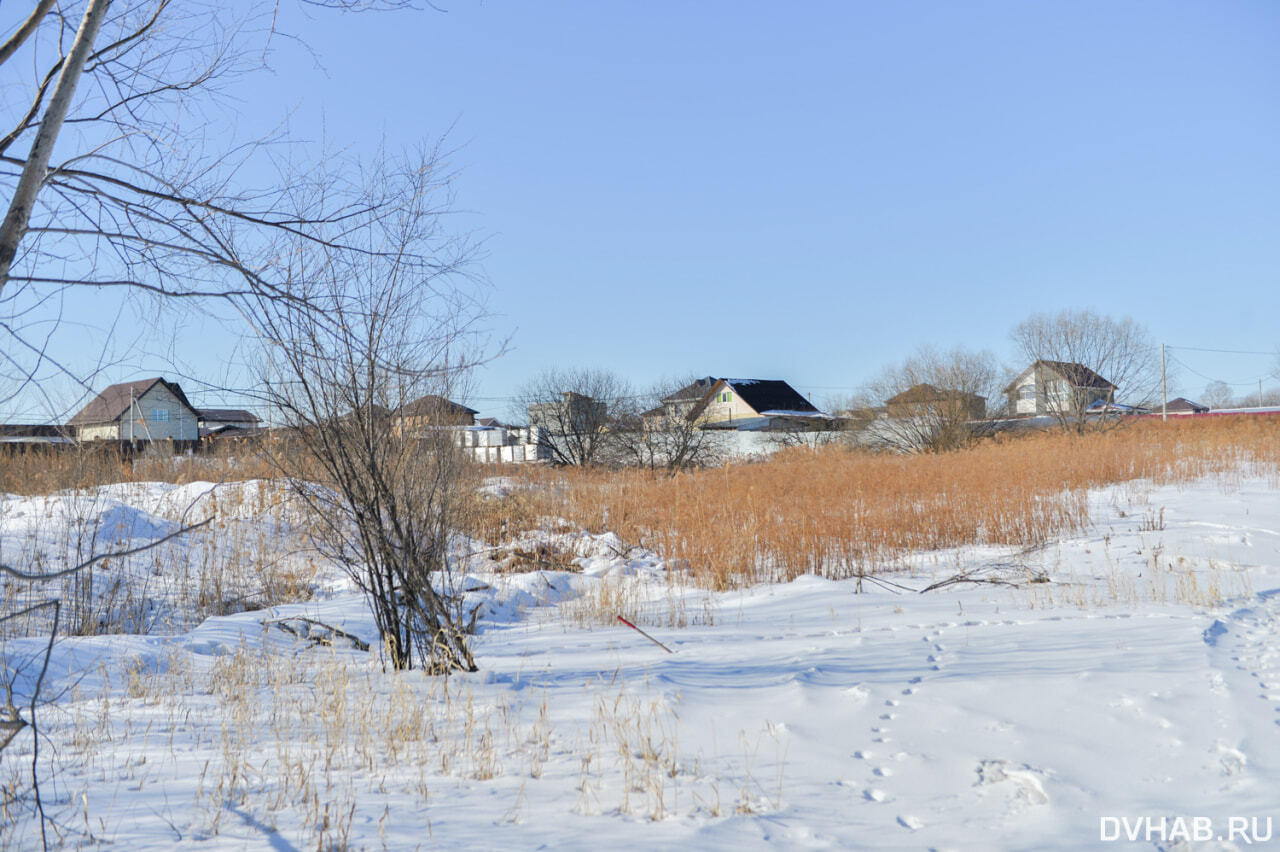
2,471,1279,850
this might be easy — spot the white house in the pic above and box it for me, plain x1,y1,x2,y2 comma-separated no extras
69,378,200,443
1003,361,1117,417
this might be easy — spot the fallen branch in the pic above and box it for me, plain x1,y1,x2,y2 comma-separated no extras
918,564,1046,593
265,616,370,651
0,516,214,581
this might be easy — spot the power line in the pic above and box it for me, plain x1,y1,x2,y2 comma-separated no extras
1167,345,1276,356
1167,354,1264,387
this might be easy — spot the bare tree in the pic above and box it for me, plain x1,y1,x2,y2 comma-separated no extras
514,368,633,466
252,151,484,674
0,1,458,839
1010,309,1159,433
1201,380,1234,410
862,345,1000,453
0,0,413,412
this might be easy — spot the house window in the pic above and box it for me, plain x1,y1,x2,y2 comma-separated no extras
1018,386,1036,401
150,408,169,422
720,392,732,403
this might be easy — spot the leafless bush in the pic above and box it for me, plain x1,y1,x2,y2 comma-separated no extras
254,150,486,674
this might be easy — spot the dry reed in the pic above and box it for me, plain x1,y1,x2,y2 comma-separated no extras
478,417,1280,588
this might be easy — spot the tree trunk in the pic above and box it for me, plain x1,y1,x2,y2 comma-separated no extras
0,0,111,292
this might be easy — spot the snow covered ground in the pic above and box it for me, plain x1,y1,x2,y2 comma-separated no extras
2,471,1278,850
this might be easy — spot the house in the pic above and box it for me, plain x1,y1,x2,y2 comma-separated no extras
392,395,478,434
1162,397,1209,415
68,378,200,443
197,408,261,438
687,378,833,431
528,392,607,434
1003,361,1116,416
884,384,986,421
642,376,720,428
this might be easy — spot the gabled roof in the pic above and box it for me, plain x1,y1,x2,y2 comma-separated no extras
661,376,719,405
885,383,984,405
394,395,478,418
197,408,260,424
1003,361,1116,394
1164,397,1208,413
68,378,196,426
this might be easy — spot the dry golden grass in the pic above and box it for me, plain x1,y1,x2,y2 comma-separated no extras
8,416,1279,593
0,440,288,495
481,416,1280,589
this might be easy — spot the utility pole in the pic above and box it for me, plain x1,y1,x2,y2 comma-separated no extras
1161,343,1167,422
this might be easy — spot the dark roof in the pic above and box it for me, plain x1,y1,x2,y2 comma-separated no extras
641,405,666,419
475,417,506,428
197,408,260,424
68,378,196,426
1003,361,1116,394
661,376,720,405
722,379,819,415
885,383,983,405
1165,397,1208,413
0,423,73,438
394,395,478,418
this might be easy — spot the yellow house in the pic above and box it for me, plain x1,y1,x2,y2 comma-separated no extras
688,379,831,431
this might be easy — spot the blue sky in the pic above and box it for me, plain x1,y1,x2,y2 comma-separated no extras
6,1,1280,418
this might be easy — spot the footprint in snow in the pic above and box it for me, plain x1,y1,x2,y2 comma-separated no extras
1217,744,1247,776
864,788,887,802
853,750,870,760
873,766,893,777
897,815,923,830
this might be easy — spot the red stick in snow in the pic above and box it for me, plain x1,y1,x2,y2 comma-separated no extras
616,615,674,654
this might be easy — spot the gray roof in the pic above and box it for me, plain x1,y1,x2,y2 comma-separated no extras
662,376,719,405
68,378,196,426
197,408,260,424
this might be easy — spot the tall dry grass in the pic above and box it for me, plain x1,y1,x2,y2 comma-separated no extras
480,417,1280,588
0,441,287,496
